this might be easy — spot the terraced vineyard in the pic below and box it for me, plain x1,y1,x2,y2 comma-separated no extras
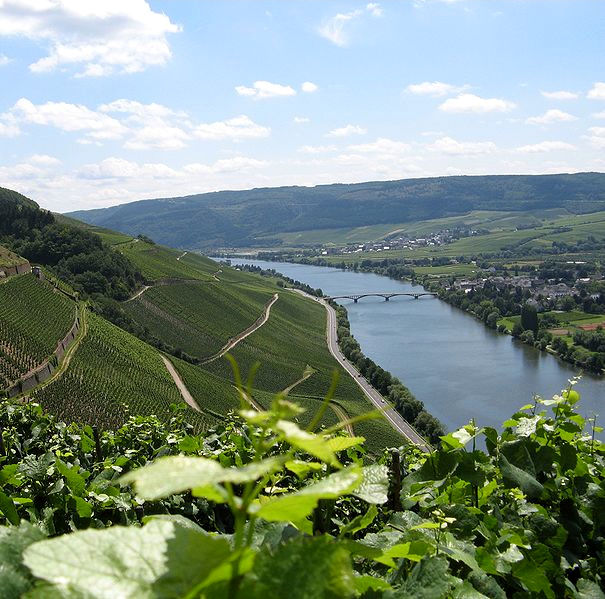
203,290,404,451
124,281,275,358
0,274,75,388
118,241,217,282
32,312,206,430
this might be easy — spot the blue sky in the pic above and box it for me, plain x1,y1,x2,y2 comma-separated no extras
0,0,604,212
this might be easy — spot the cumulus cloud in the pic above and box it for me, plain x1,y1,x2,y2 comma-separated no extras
193,115,270,140
586,126,605,149
525,109,578,125
318,3,382,47
301,81,319,93
29,154,62,166
235,81,296,99
0,0,181,77
439,93,516,113
516,141,576,153
587,82,605,100
326,124,367,137
0,112,20,137
0,54,10,66
12,98,127,140
79,157,180,180
540,90,579,100
184,157,268,175
429,136,497,155
593,111,605,120
298,145,337,154
293,116,310,124
406,81,465,97
347,138,410,154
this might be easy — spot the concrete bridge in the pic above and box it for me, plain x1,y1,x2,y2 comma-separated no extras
326,292,437,303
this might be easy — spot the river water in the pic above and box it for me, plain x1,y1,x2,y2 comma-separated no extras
231,258,604,433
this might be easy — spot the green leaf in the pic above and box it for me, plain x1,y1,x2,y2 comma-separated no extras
285,460,323,479
352,465,389,504
389,556,452,598
23,519,232,598
499,456,544,500
241,536,356,599
69,495,93,519
340,504,378,536
577,579,605,599
56,460,87,497
515,415,541,437
0,491,19,525
354,575,392,593
275,420,339,465
255,467,362,522
120,455,284,501
0,523,46,599
512,556,554,599
326,436,365,452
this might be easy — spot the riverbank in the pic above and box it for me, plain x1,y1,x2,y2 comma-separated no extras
228,258,604,434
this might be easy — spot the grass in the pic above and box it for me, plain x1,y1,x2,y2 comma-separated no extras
0,245,27,269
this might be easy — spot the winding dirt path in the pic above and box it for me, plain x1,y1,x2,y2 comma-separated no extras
176,251,188,261
330,403,355,436
160,355,202,413
124,285,151,302
280,366,315,395
201,293,279,364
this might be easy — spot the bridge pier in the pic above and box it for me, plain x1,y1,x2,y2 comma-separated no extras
353,298,358,303
413,295,419,299
384,296,389,301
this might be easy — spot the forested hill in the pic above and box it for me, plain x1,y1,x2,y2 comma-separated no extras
68,172,605,249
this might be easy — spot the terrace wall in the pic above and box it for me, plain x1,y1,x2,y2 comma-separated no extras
5,309,80,398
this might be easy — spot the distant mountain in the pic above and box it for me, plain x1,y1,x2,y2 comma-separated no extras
68,173,605,249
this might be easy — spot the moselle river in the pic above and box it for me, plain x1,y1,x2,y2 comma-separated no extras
231,258,604,433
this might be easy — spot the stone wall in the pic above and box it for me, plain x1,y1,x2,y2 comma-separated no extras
5,310,80,398
0,262,31,278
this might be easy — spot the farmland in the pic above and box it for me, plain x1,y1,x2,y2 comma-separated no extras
0,274,76,388
124,280,275,359
32,312,205,430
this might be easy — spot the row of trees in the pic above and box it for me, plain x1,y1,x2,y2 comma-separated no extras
333,303,445,444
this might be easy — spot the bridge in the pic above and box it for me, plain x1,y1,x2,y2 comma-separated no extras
326,292,437,303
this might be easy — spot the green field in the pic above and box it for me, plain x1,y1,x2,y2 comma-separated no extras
124,280,274,359
203,290,404,451
0,275,76,388
118,241,217,282
32,312,205,430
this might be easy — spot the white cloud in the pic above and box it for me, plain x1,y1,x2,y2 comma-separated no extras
78,157,181,180
587,82,605,100
516,141,576,153
326,124,367,137
235,81,296,99
0,54,10,66
540,90,579,100
406,81,465,97
429,136,497,155
318,3,381,47
301,81,319,93
439,93,516,113
347,138,410,154
12,98,127,140
366,3,383,17
29,154,61,166
293,116,310,124
586,127,605,149
184,157,268,174
299,145,337,154
525,109,578,125
593,111,605,120
0,112,20,137
193,115,270,141
0,0,181,77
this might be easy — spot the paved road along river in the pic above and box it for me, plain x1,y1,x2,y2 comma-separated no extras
232,259,604,433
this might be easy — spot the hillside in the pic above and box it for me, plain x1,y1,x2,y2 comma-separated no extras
0,245,29,271
67,172,605,249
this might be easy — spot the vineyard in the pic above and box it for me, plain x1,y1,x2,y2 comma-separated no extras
118,241,217,281
203,290,404,451
0,245,25,269
0,274,76,389
124,280,275,358
31,312,205,430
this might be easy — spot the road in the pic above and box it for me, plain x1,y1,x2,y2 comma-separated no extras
160,355,202,413
291,289,431,452
124,284,151,302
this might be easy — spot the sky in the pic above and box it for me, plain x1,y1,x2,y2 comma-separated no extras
0,0,604,213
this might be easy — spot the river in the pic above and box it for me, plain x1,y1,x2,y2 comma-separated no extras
230,258,604,434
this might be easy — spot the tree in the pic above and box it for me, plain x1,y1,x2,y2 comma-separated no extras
521,302,538,334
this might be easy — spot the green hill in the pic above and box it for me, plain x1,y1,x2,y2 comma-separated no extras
67,173,605,249
0,245,27,269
